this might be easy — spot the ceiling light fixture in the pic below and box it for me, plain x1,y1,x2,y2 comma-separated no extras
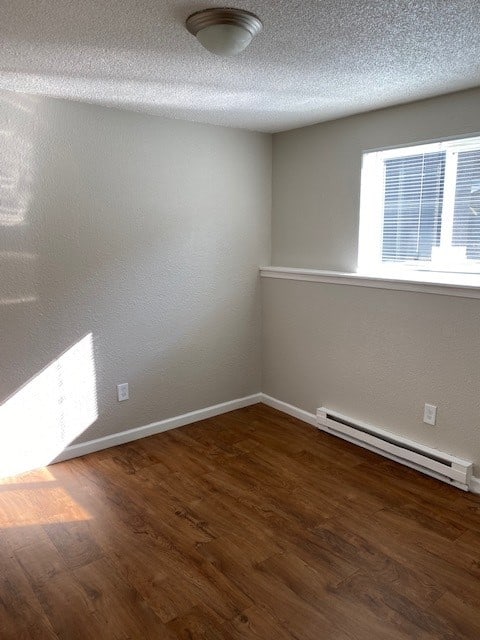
186,8,262,57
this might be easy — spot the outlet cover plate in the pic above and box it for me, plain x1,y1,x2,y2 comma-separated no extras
117,383,129,402
423,403,437,425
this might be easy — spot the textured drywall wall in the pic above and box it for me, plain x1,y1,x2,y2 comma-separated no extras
0,91,270,465
266,88,480,473
263,280,480,474
272,86,480,271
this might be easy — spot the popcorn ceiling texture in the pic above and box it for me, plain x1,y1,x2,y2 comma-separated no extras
0,0,479,131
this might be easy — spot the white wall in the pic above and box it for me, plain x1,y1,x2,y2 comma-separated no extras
0,91,271,471
265,87,480,474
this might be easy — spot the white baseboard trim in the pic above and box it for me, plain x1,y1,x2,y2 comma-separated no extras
260,393,317,426
260,393,480,495
470,476,480,495
51,390,480,494
53,393,262,465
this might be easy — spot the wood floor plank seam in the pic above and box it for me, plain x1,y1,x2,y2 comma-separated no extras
0,403,479,639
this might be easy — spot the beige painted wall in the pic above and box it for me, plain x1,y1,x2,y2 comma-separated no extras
0,91,270,473
272,87,480,271
266,87,480,474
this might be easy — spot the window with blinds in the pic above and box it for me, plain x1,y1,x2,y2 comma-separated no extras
357,135,480,275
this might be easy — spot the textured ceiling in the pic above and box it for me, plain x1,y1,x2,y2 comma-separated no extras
0,0,479,132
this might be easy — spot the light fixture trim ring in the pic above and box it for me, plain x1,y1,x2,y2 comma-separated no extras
186,7,263,38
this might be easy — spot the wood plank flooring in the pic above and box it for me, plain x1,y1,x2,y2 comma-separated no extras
1,403,479,639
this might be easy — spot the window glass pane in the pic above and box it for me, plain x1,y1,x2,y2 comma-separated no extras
382,152,445,262
452,149,480,260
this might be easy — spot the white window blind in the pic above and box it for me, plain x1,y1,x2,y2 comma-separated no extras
358,135,480,276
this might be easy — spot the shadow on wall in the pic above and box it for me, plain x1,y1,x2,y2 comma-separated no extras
0,333,98,478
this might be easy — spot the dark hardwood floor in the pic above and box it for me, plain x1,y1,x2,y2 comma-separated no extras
1,403,479,639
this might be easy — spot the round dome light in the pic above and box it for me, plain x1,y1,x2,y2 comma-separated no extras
186,8,262,57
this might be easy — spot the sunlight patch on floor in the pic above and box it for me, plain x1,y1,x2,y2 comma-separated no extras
0,480,92,527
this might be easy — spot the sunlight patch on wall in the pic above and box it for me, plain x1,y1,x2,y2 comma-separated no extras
0,93,38,228
0,295,38,305
0,334,98,478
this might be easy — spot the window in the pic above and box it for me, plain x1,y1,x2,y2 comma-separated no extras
358,135,480,276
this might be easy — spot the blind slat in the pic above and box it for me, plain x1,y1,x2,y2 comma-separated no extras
359,136,480,273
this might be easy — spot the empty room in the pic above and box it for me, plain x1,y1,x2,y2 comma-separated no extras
1,1,480,638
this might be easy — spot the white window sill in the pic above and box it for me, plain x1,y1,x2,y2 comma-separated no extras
260,266,480,299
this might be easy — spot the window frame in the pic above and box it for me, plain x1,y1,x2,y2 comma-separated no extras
357,133,480,278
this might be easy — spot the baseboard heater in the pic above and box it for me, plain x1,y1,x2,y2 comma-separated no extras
316,407,472,491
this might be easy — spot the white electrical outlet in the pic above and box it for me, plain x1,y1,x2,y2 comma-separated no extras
423,403,437,425
117,383,129,402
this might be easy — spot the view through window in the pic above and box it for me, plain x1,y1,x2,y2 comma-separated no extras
358,135,480,276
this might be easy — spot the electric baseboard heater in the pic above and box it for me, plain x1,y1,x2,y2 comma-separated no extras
316,407,472,491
